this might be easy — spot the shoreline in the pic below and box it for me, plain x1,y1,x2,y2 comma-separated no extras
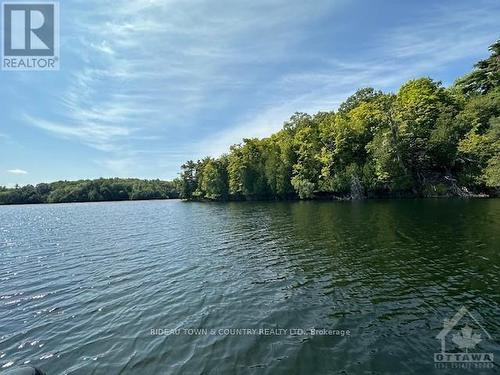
0,198,181,207
1,195,496,207
181,194,496,203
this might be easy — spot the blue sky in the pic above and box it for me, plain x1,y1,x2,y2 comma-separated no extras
1,0,499,186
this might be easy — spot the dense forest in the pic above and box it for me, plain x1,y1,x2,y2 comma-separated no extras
180,40,500,201
0,178,179,205
2,41,498,205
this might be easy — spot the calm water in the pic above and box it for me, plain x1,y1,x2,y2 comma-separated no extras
0,200,499,374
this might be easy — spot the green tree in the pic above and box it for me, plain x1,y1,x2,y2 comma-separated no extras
338,87,383,115
291,116,321,198
180,160,199,199
455,40,500,96
198,157,229,200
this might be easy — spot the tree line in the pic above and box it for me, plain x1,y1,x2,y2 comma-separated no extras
0,178,179,205
2,41,498,205
179,40,500,201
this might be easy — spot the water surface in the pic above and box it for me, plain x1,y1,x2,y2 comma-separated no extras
1,199,499,374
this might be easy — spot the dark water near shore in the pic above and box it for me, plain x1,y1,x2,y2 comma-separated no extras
0,199,499,374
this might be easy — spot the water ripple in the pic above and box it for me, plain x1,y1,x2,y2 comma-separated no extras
1,200,499,374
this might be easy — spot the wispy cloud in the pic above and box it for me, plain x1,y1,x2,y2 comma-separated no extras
21,0,345,176
198,2,500,157
7,169,28,175
24,114,134,152
16,0,500,179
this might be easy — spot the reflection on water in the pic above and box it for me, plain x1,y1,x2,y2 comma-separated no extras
0,199,499,374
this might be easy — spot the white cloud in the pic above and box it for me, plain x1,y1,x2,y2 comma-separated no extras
19,0,500,176
23,114,133,152
197,2,500,156
24,0,344,154
7,169,28,175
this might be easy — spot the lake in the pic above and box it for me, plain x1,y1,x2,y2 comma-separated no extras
1,199,499,374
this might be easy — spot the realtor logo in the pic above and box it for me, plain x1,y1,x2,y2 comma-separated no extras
434,306,494,369
2,1,59,70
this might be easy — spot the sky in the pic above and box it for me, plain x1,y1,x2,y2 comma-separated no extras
0,0,499,187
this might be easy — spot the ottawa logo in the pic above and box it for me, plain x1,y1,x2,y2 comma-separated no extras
434,306,494,369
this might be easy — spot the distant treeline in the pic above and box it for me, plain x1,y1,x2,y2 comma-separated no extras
3,41,499,206
179,40,500,201
0,178,179,205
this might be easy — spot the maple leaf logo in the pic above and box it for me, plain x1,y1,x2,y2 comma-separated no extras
452,324,482,352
